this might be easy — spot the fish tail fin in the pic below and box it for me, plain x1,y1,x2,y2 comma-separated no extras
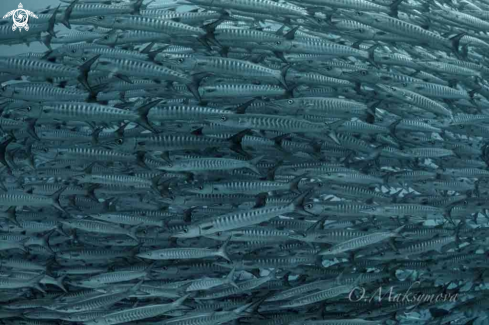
172,293,191,307
41,229,56,254
129,280,144,293
449,32,466,58
25,118,39,141
276,64,290,89
367,44,380,68
216,236,232,262
289,189,314,215
29,273,46,293
41,34,53,51
129,224,141,241
147,45,169,62
200,14,228,48
77,54,101,92
48,4,60,36
186,72,210,102
49,186,68,215
5,206,20,227
227,129,252,157
248,155,265,175
389,0,403,18
61,0,79,29
393,225,406,237
288,172,307,194
132,0,144,14
135,99,161,133
227,267,238,289
55,275,68,292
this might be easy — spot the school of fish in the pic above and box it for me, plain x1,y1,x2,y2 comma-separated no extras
0,0,488,323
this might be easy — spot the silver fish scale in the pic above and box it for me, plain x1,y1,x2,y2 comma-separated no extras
90,15,206,36
77,46,149,61
70,3,137,18
51,31,106,44
200,84,287,98
81,174,152,186
2,85,89,101
213,180,290,192
212,227,291,240
213,204,292,231
0,58,79,77
139,134,225,150
238,114,328,132
0,193,53,206
215,28,285,43
148,11,222,25
284,283,354,307
93,212,164,226
348,11,450,48
95,57,192,83
399,236,455,255
196,276,272,300
41,102,137,121
189,57,281,80
56,148,137,162
403,82,470,99
242,255,316,267
196,0,308,17
82,270,144,284
148,105,233,120
95,30,173,46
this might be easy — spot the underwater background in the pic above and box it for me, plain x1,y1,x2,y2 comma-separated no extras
0,0,488,324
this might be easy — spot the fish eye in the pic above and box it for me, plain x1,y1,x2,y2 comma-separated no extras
198,186,203,190
287,99,294,104
178,58,184,63
82,57,87,62
183,228,188,233
220,116,227,121
464,200,468,205
306,203,313,209
27,106,31,111
356,12,363,16
71,49,76,54
98,16,104,20
117,139,123,144
358,28,364,33
361,70,367,76
276,41,281,45
103,36,109,40
216,232,221,236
